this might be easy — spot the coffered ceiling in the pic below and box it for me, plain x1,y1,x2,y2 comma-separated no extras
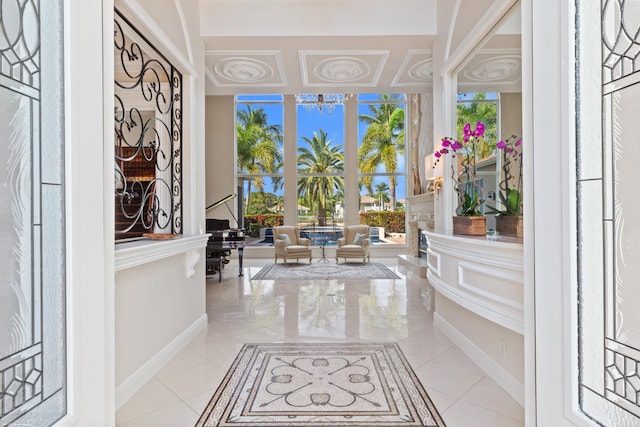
203,35,437,95
200,0,521,96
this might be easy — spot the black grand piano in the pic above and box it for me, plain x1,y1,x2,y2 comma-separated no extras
206,195,245,282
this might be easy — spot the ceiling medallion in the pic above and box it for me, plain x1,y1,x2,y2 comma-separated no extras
214,57,274,83
314,57,370,83
464,56,521,82
295,93,352,114
408,59,433,81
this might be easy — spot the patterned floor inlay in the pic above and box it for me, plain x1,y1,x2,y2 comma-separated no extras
196,342,445,427
251,262,401,281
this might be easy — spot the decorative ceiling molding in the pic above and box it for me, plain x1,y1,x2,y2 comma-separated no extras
215,57,273,83
314,57,370,83
299,50,389,87
409,60,433,81
391,49,433,87
205,50,286,87
463,55,521,82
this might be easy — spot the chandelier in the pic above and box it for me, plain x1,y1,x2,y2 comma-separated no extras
295,93,349,114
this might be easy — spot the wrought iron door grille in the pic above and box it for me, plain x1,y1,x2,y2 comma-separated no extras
114,10,182,241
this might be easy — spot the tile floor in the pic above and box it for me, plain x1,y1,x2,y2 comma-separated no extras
115,257,524,426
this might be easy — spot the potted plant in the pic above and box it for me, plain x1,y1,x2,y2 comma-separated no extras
434,121,487,235
487,135,523,237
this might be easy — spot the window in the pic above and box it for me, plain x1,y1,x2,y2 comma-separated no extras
114,11,183,241
236,94,408,247
456,92,499,215
235,95,284,241
358,94,406,245
297,101,345,245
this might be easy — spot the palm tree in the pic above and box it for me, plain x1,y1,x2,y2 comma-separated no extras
236,105,283,213
273,195,284,213
358,94,405,210
374,181,390,211
297,129,344,226
457,93,498,158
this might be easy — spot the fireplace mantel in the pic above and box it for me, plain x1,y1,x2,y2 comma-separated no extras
406,193,435,257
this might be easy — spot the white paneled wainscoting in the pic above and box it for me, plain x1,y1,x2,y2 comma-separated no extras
425,230,524,406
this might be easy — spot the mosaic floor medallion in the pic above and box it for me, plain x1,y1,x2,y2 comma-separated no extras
196,342,446,426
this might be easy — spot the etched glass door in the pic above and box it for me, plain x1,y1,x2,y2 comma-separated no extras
577,0,640,424
0,1,67,424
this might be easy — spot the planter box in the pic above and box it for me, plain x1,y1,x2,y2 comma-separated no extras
453,216,486,236
496,215,523,238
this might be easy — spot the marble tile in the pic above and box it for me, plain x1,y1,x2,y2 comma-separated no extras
155,348,209,379
423,386,458,414
443,400,525,427
184,390,216,416
398,333,453,365
459,376,525,422
157,361,228,401
413,360,484,399
115,379,181,424
115,258,525,426
190,337,248,367
431,345,486,377
117,401,199,427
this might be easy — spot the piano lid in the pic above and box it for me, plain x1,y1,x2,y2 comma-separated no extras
206,194,236,212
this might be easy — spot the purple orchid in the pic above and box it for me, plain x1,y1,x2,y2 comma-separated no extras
434,122,490,216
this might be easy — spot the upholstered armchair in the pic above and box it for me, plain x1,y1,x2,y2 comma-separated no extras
273,226,312,264
335,225,371,263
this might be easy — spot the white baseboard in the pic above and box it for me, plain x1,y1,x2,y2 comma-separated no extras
434,312,524,406
115,314,208,409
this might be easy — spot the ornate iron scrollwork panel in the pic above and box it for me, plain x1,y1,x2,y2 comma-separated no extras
114,11,182,240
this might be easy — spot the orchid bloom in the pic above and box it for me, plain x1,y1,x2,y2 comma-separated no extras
434,122,487,216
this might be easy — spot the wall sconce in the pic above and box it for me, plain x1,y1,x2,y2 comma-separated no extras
424,153,444,193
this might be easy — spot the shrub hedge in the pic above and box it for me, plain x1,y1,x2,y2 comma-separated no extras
244,214,284,237
359,211,406,233
244,212,406,236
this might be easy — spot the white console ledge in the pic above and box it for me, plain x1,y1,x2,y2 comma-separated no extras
115,234,210,272
425,229,524,334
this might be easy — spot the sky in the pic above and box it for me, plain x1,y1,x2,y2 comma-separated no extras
236,94,407,202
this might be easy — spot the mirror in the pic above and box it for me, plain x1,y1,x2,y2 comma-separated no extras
454,2,522,230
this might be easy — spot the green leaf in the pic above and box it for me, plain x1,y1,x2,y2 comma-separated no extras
505,189,522,214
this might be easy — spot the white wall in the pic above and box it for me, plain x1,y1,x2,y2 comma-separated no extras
115,254,205,385
205,95,237,224
110,0,209,411
501,93,522,139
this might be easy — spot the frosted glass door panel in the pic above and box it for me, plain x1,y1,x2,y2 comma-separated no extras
577,0,640,423
0,0,67,424
0,92,35,361
610,85,640,349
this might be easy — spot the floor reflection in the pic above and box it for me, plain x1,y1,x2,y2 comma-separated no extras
209,267,425,342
